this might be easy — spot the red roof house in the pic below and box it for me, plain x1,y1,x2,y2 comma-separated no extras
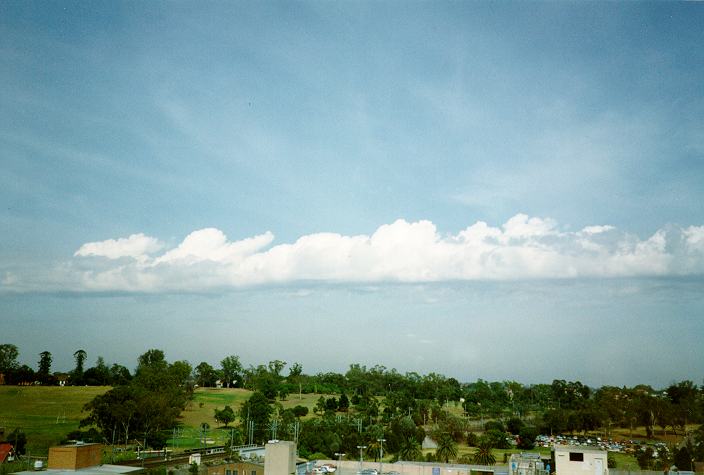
0,442,15,463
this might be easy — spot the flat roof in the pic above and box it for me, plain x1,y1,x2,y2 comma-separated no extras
553,445,607,454
13,465,142,475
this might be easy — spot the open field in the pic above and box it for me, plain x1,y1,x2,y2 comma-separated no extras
0,385,109,454
180,388,332,428
0,385,684,468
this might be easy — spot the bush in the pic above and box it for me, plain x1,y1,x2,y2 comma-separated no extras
607,453,616,469
484,420,505,432
506,418,524,435
482,429,510,449
516,426,538,450
467,432,479,447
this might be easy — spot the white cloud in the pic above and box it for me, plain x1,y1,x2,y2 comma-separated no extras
5,214,704,293
74,233,164,261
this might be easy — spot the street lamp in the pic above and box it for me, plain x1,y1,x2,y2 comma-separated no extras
335,453,345,475
377,439,386,475
357,445,367,472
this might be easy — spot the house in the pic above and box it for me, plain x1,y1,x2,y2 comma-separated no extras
552,446,608,475
0,443,16,463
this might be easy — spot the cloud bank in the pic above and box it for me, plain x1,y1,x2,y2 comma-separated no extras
4,214,704,293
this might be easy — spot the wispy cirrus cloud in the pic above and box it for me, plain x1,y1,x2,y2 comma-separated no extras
3,214,704,293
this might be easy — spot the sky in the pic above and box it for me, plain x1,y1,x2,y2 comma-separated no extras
1,1,703,388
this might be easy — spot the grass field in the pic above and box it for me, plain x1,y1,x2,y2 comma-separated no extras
181,388,336,427
0,386,109,454
0,385,676,468
174,388,334,446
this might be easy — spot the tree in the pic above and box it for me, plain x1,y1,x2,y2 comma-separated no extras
397,437,422,461
38,351,52,383
109,364,131,385
214,406,236,427
81,349,190,448
292,405,309,418
435,432,458,463
338,393,350,412
472,440,496,466
72,349,87,385
0,344,19,373
83,356,110,385
170,360,193,388
517,426,538,450
220,355,243,388
239,391,272,444
195,362,217,387
289,362,303,399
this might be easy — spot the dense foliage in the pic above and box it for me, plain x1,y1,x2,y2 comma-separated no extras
79,349,193,448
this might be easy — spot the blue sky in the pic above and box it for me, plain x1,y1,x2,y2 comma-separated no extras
1,1,703,386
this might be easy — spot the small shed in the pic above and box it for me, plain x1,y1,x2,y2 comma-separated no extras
552,446,608,475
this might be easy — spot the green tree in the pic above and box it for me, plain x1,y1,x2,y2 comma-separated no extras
195,362,217,387
109,364,131,385
289,362,304,400
0,344,19,373
239,391,272,444
72,349,87,385
214,406,236,427
38,351,52,383
397,437,422,461
471,440,496,466
435,432,458,463
83,356,110,385
338,393,350,412
220,355,243,388
81,349,190,448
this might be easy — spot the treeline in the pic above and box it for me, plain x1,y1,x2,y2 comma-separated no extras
0,344,130,386
3,342,704,468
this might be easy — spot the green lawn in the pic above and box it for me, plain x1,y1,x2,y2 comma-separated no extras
0,385,109,454
0,384,655,468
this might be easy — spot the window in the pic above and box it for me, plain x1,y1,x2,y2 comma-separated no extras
252,470,257,475
226,470,231,475
569,453,584,462
234,470,238,475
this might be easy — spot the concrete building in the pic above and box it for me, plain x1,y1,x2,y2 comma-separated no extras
264,441,296,475
552,446,608,475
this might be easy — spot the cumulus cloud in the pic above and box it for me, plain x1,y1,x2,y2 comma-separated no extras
75,233,164,261
5,214,704,293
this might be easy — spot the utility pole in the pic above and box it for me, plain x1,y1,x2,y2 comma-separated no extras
377,439,385,475
335,452,345,475
357,445,367,472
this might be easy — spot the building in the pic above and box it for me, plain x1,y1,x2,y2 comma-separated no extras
48,443,103,470
552,446,608,475
11,443,142,475
264,441,296,475
0,443,16,464
201,460,264,475
509,452,549,475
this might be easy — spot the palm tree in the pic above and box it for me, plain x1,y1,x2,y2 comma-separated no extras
73,350,87,374
471,440,496,466
435,432,458,463
397,437,422,461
